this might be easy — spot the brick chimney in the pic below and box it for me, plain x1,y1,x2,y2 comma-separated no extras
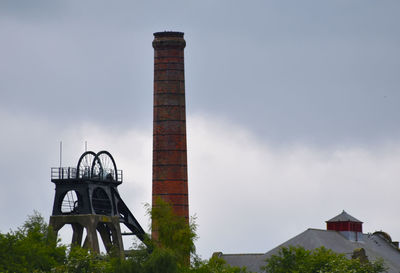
152,31,188,238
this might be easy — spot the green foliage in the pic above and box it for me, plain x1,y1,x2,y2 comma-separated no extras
187,256,249,273
0,205,249,273
52,246,114,273
143,247,179,273
0,211,66,273
150,198,197,264
262,246,387,273
0,209,390,273
113,245,180,273
115,199,249,273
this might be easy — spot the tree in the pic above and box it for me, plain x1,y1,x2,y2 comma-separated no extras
149,198,197,264
262,246,387,273
0,205,249,273
188,255,249,273
115,198,249,273
0,211,66,273
52,246,114,273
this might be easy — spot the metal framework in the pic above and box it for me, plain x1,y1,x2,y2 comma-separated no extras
49,150,145,256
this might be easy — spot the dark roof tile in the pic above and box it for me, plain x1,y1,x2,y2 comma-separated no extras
326,210,363,223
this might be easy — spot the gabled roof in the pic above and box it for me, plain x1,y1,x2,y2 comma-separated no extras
213,253,265,273
218,229,400,273
264,229,400,273
326,210,363,223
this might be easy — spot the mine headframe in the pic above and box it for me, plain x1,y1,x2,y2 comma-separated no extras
49,150,146,255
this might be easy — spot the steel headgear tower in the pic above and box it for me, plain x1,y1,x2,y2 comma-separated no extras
152,31,188,237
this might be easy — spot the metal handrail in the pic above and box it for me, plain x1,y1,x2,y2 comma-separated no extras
51,167,77,180
51,167,123,183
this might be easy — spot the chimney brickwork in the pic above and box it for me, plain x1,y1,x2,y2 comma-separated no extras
152,32,189,237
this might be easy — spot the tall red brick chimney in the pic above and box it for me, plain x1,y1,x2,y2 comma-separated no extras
152,31,188,238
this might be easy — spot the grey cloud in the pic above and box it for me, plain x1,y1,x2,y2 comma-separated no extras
187,115,400,257
0,108,399,258
1,0,399,145
0,0,400,259
0,111,150,236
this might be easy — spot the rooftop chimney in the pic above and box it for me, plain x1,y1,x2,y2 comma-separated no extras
152,31,188,238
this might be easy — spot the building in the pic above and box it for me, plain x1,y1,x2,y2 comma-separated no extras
216,211,400,273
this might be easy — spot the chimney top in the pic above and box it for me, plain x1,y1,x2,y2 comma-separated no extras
153,31,186,49
153,31,184,38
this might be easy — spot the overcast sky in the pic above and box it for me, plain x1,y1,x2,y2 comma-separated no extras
1,0,400,259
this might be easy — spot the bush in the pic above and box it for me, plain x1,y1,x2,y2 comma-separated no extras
0,211,66,273
262,246,387,273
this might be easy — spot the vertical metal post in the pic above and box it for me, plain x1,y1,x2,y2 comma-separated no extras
60,141,62,168
60,141,63,179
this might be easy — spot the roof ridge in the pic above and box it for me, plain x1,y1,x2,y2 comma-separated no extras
326,210,363,223
307,228,326,231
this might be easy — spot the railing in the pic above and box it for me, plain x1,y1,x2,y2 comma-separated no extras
51,167,77,180
51,167,123,183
